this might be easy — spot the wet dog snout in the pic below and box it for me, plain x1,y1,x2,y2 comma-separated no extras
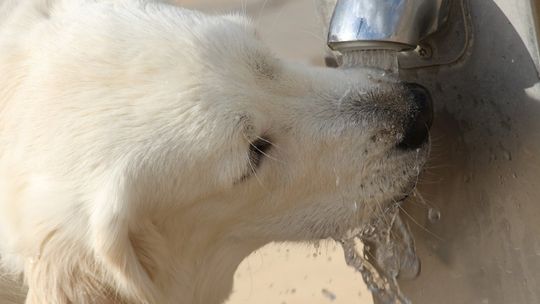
397,83,434,150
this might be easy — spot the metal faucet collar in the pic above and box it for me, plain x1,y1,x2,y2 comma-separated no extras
327,0,450,52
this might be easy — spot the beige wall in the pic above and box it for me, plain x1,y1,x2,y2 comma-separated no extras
398,0,540,303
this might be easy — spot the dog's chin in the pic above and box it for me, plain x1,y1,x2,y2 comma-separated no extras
396,179,420,202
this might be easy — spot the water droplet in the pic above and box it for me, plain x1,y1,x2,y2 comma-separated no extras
428,208,441,223
338,207,414,304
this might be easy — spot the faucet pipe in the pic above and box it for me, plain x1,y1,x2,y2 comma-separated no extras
327,0,451,52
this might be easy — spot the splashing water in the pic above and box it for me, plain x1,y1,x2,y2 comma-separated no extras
427,208,441,223
337,49,431,303
337,204,420,304
341,50,399,75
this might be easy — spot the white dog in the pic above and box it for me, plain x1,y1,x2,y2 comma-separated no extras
0,1,432,303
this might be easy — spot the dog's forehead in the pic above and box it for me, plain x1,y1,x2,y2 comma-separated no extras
198,14,279,80
230,40,278,80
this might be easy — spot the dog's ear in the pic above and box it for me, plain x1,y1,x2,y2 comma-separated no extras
89,167,159,304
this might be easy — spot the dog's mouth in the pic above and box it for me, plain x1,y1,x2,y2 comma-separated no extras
396,176,421,202
394,194,411,204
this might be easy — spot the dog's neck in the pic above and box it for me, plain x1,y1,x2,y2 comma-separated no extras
183,239,258,304
152,208,265,304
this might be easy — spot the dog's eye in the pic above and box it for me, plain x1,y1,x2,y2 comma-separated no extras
248,137,272,170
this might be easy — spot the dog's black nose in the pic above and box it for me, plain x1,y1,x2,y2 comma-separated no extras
397,83,434,150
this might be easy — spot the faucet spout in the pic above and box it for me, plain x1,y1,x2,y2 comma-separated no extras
327,0,450,52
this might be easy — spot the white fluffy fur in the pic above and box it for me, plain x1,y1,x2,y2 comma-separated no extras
0,1,428,303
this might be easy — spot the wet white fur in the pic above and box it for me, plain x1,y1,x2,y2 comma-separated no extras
0,1,428,303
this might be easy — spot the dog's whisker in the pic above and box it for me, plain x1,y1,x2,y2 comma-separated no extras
298,28,326,43
374,197,391,227
241,132,284,165
249,142,284,164
257,0,270,24
397,204,444,241
255,135,282,150
269,1,288,29
245,153,266,189
241,0,247,16
412,188,439,212
337,87,352,112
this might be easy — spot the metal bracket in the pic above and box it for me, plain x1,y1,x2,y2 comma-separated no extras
398,0,473,70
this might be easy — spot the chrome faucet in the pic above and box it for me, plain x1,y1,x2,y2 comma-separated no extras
327,0,451,52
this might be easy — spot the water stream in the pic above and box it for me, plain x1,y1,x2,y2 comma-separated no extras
337,50,430,304
341,50,399,75
337,204,419,304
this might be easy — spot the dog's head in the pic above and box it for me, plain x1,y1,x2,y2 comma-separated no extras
3,2,433,303
122,12,433,241
30,1,432,244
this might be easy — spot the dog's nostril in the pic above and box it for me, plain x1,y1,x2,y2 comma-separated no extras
397,83,434,150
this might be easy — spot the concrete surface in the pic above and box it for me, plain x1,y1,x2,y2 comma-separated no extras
397,0,540,303
226,242,370,304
